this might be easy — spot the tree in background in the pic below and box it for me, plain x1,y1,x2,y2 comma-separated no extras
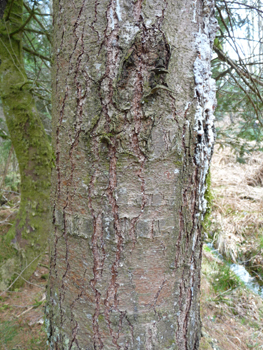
0,0,52,290
46,0,217,348
213,0,263,159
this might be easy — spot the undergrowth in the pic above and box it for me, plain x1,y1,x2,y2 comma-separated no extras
211,264,243,293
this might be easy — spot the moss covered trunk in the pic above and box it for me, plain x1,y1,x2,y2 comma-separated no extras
47,0,217,348
0,0,52,290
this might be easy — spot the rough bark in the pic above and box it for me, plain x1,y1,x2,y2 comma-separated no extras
47,0,217,349
0,0,52,290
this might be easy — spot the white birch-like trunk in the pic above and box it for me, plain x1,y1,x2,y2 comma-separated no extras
46,0,217,349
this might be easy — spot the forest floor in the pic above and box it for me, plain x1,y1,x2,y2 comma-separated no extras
1,146,263,349
200,145,263,350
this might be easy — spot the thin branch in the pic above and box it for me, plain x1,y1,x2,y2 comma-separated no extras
9,10,34,36
23,2,51,43
5,0,15,21
23,46,51,62
222,1,263,15
214,67,233,81
230,72,263,126
15,274,45,289
24,31,50,70
0,255,41,296
213,45,263,87
24,28,50,36
16,293,46,318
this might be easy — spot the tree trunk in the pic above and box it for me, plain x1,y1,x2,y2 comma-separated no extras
47,0,217,349
0,0,52,290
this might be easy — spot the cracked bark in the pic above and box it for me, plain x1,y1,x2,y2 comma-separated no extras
47,0,217,349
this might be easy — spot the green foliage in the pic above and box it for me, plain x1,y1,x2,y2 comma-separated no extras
211,264,242,293
4,172,20,192
0,138,11,164
213,1,263,157
33,298,44,308
22,0,52,136
41,273,48,280
0,321,18,346
0,0,53,291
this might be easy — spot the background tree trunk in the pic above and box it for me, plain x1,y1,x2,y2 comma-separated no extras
0,0,52,290
47,0,217,349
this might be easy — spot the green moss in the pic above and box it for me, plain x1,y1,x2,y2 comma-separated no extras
0,321,18,346
211,264,243,293
164,339,175,347
89,114,101,131
99,132,114,145
41,273,49,280
174,160,182,167
199,337,213,350
98,314,104,322
0,0,52,290
0,235,17,264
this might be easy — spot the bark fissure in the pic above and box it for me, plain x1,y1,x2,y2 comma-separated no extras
47,0,217,348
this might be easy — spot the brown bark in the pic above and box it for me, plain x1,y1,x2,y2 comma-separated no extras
47,0,217,349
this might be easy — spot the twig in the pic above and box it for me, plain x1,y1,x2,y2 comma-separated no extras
16,294,46,318
23,46,51,62
23,2,52,43
9,11,34,36
15,274,45,289
16,305,34,318
3,190,20,194
214,288,233,299
25,28,50,36
0,255,41,296
0,205,20,225
2,190,19,194
5,0,15,21
23,32,50,70
38,263,49,269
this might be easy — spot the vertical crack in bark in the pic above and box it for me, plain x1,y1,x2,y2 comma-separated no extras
174,210,183,269
56,207,70,346
67,267,89,349
55,84,68,199
156,0,168,27
69,19,87,210
89,0,124,347
148,278,166,314
55,0,87,201
134,0,143,22
174,98,202,349
87,133,105,347
128,31,147,249
50,0,216,348
124,314,134,348
68,273,87,350
104,140,123,350
68,323,80,350
90,213,105,349
53,2,89,346
90,0,100,41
